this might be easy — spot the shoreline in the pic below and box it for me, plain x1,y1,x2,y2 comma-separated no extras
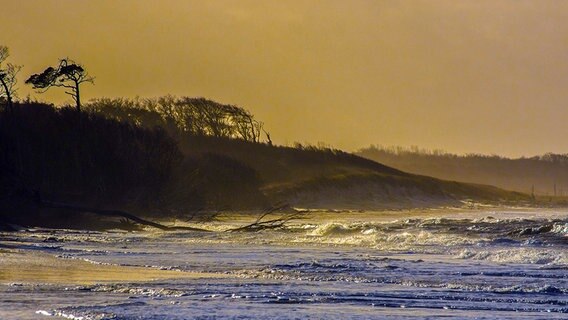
0,249,225,285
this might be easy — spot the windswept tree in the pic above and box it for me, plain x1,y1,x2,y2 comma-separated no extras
86,96,270,143
228,105,263,143
0,46,22,113
26,58,94,112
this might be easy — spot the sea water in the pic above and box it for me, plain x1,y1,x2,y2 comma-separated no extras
1,209,568,319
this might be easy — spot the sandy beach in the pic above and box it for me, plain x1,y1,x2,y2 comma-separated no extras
0,249,224,285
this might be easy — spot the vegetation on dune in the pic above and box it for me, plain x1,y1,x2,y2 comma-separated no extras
26,58,94,112
0,45,536,230
85,96,267,143
0,98,526,229
0,101,268,222
358,145,568,196
0,46,21,113
0,103,175,211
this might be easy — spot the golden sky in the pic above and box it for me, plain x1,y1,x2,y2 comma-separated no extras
4,0,568,157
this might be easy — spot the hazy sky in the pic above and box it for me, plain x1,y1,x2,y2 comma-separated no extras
3,0,568,157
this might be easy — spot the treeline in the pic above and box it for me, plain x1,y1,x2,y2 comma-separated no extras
2,98,394,223
86,96,268,143
0,102,177,206
83,96,273,210
0,101,268,224
357,145,568,195
84,95,397,188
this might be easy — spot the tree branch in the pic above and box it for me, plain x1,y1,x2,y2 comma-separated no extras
227,203,305,232
40,200,209,232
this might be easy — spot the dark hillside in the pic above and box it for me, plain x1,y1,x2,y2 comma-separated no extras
0,100,530,230
178,135,405,185
357,145,568,196
0,102,180,208
85,96,528,210
177,136,528,209
0,102,267,228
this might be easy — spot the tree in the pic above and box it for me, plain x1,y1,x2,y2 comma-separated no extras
26,58,94,112
229,105,263,142
0,46,22,113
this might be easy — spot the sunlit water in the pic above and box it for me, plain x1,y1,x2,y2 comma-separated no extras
2,209,568,319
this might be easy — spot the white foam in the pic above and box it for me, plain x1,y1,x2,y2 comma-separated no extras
36,310,52,316
297,222,483,252
456,247,568,265
552,223,568,235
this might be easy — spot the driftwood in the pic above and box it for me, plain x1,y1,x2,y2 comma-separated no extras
7,188,301,233
228,203,305,232
40,201,209,232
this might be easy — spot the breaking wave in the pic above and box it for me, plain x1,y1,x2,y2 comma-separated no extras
456,248,568,266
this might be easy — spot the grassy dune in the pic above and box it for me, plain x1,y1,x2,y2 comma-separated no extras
0,101,530,231
181,136,529,210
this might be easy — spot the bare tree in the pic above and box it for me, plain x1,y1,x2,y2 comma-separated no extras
192,98,232,137
263,127,272,146
172,97,233,137
0,46,22,113
26,58,94,112
85,95,271,143
229,106,263,142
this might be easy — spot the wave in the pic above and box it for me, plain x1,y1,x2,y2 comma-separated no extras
296,221,485,251
552,223,568,235
456,248,568,266
71,284,187,297
229,264,568,297
287,216,568,250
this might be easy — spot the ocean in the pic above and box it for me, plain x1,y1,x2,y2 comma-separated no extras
1,208,568,319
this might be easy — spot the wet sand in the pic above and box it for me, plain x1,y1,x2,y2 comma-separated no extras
0,249,225,285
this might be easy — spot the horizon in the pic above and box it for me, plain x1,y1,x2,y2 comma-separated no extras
4,0,568,157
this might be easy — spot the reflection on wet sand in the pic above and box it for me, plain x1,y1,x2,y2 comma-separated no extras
0,249,224,285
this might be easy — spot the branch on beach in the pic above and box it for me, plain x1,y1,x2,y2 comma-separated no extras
39,200,209,232
228,203,305,232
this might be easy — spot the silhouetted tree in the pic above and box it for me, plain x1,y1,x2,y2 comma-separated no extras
263,128,273,146
85,96,270,143
26,58,94,112
228,105,263,142
0,46,22,113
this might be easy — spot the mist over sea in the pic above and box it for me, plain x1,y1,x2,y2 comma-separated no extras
2,209,568,319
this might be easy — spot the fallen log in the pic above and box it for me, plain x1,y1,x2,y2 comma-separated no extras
40,201,209,232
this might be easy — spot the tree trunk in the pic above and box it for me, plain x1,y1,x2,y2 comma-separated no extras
75,81,81,112
0,78,12,113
